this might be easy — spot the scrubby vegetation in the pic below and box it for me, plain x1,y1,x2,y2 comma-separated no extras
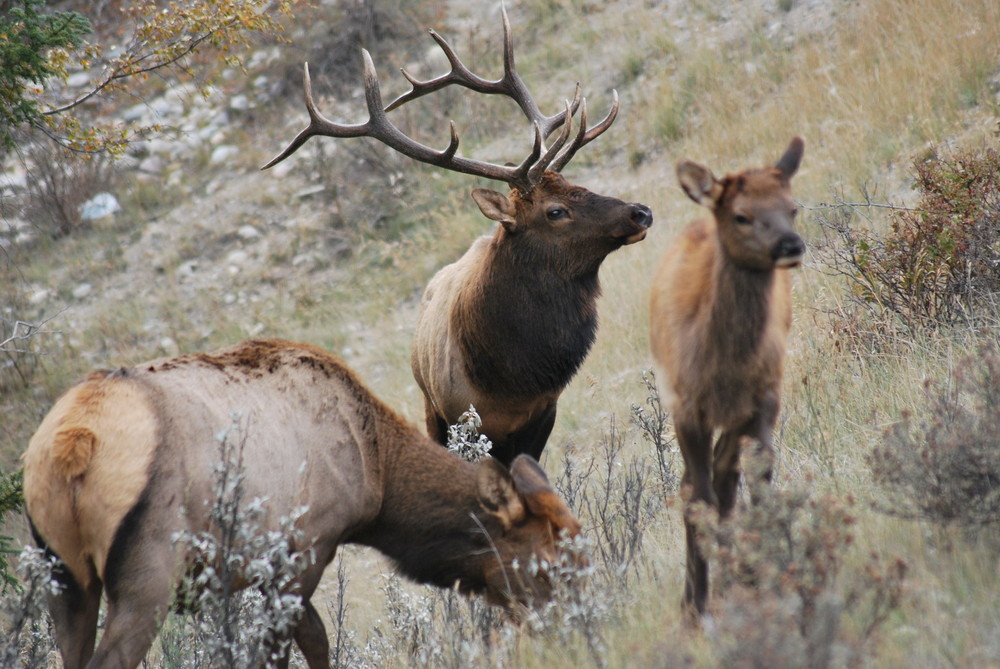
817,148,1000,334
2,0,999,666
870,345,1000,532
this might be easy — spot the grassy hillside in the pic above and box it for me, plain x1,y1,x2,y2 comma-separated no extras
2,0,999,666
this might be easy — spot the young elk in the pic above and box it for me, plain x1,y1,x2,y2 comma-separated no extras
263,7,652,466
648,138,805,617
22,339,581,669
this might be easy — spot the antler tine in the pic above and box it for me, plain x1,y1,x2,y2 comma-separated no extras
261,62,371,170
505,121,546,193
384,4,578,142
385,29,492,112
262,54,467,172
496,2,580,140
527,99,575,184
549,89,620,174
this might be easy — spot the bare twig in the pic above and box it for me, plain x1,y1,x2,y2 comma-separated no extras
0,316,61,354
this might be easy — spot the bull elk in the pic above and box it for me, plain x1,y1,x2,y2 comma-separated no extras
263,7,653,465
22,339,581,669
648,138,806,617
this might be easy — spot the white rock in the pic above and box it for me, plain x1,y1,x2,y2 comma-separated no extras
79,193,121,220
237,225,260,240
29,289,50,305
0,168,28,191
138,155,164,174
230,94,250,112
210,145,240,165
148,96,182,119
66,71,92,88
73,283,92,299
159,337,179,355
122,102,149,122
163,82,200,107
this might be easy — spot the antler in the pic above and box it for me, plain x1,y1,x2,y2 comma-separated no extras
261,5,618,192
385,6,581,139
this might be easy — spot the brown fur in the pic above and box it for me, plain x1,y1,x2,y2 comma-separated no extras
412,171,652,464
23,339,580,669
648,138,805,618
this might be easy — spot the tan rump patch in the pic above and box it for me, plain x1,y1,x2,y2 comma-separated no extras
23,374,158,589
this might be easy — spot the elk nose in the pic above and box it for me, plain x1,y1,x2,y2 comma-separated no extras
774,233,806,266
630,203,653,229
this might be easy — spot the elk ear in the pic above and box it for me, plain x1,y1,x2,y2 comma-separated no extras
510,455,581,537
775,136,804,179
477,457,526,531
471,188,520,233
676,161,723,208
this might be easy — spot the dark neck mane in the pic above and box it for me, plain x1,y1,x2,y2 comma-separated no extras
455,232,601,399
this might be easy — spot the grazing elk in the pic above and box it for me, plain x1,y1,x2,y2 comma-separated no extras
263,7,652,465
22,339,581,669
648,138,806,617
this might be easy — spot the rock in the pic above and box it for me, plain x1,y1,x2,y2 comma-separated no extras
0,168,28,192
230,94,250,112
29,289,50,305
237,225,260,240
79,193,121,221
295,184,327,199
73,283,92,299
66,71,92,88
210,145,240,165
159,337,180,356
138,155,165,175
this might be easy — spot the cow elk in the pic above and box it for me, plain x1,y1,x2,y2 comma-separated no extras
22,339,581,669
648,138,806,617
263,7,653,465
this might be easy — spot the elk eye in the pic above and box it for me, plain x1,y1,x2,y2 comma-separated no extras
733,213,752,225
546,207,568,221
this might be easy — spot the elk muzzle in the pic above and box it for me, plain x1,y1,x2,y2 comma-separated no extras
772,231,805,268
619,203,654,245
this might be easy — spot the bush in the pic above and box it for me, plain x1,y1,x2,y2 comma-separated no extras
22,145,115,238
0,469,24,593
816,148,1000,333
0,547,60,668
869,345,1000,532
695,451,907,669
161,417,311,667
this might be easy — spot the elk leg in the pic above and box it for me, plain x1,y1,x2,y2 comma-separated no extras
745,391,780,499
676,420,715,617
508,402,557,464
713,429,744,520
290,599,331,669
47,566,101,669
88,575,173,668
290,563,332,669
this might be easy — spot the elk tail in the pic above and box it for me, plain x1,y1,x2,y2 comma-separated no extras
52,426,98,481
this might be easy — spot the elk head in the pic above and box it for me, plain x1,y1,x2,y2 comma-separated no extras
472,455,583,607
471,172,651,275
677,137,805,271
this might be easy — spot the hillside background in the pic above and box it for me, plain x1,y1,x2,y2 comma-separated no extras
2,0,999,666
